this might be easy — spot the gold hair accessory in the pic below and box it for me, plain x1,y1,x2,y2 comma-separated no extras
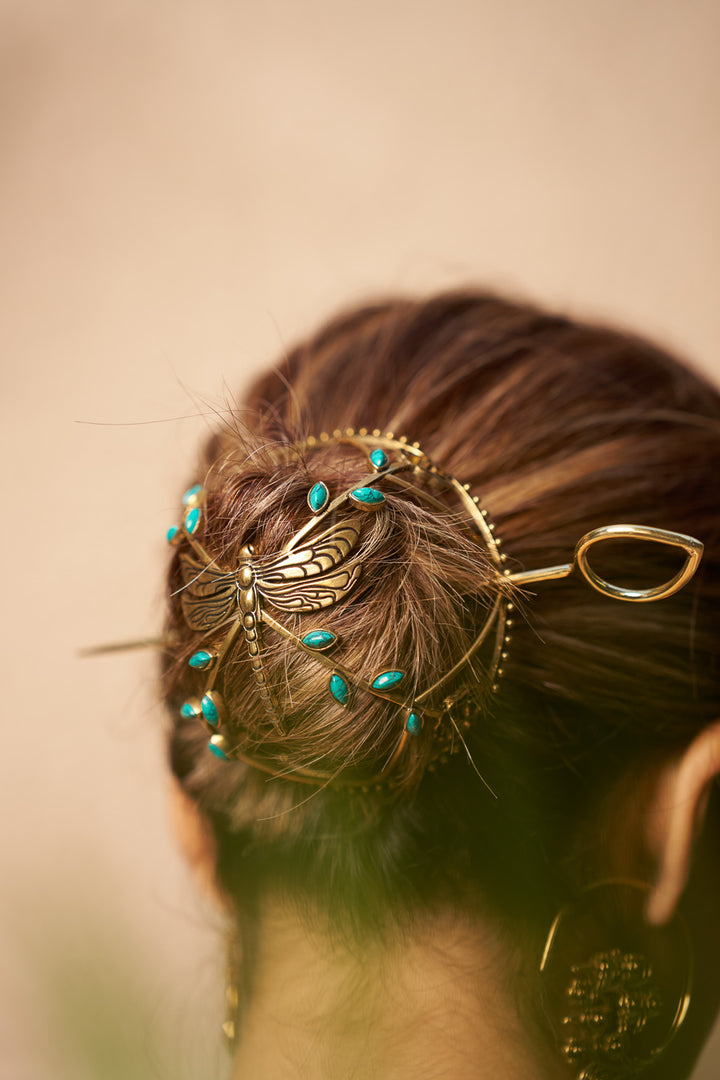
166,430,703,784
222,927,242,1049
540,880,693,1079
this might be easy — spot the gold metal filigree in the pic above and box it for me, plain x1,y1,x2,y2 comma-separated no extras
561,948,662,1079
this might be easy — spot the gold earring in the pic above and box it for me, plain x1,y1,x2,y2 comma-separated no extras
222,928,241,1050
540,879,693,1080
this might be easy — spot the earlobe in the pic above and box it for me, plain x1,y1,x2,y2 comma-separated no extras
170,780,226,907
645,721,720,926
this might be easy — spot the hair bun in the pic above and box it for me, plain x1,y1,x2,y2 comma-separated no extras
164,429,507,791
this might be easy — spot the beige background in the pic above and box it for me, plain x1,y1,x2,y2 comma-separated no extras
1,1,718,1077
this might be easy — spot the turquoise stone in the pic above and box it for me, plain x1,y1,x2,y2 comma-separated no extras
185,506,201,535
308,481,330,513
166,525,179,544
370,448,389,469
371,670,405,692
180,701,200,719
405,712,423,736
208,736,229,761
329,673,349,705
189,650,214,670
201,693,219,726
182,483,203,505
349,487,385,506
302,630,337,650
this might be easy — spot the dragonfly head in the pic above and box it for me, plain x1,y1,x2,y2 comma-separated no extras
239,547,255,588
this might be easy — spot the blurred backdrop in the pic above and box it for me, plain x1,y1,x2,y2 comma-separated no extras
1,1,719,1077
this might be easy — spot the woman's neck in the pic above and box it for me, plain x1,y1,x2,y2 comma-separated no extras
230,903,561,1080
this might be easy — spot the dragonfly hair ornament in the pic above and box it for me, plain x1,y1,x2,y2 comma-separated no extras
162,429,704,786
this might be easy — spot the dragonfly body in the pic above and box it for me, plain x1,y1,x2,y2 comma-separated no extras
236,546,278,721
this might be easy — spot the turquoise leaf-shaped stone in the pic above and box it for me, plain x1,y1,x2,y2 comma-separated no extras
180,701,201,719
349,487,385,506
185,506,201,535
208,736,229,761
370,448,389,469
182,483,203,505
405,712,423,736
189,650,214,670
308,481,330,513
371,670,405,692
201,693,219,726
329,674,349,705
302,630,337,650
166,525,179,544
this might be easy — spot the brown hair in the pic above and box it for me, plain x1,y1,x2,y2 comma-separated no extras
163,291,720,941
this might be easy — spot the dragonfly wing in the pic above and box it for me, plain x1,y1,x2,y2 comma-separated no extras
259,516,362,584
179,551,239,631
258,561,362,612
257,515,365,612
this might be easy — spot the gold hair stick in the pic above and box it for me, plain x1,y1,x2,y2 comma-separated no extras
78,637,168,657
507,524,703,603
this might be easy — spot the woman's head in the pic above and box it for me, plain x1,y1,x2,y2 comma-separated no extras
161,292,720,1072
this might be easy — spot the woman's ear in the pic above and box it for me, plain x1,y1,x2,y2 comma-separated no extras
170,780,226,907
645,721,720,926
